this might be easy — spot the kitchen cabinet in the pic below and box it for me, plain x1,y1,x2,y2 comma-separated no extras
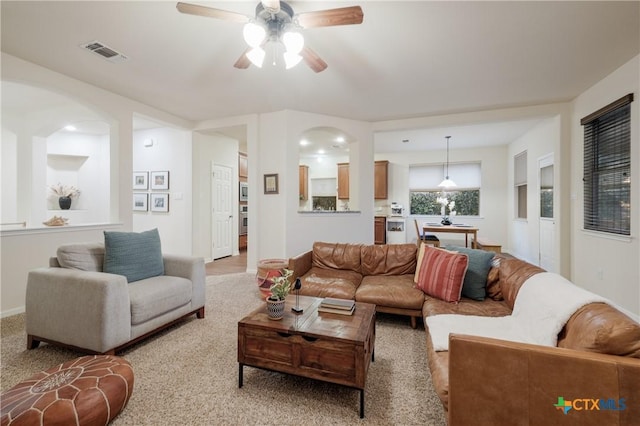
374,217,386,244
239,234,247,250
239,152,248,178
337,163,349,199
299,165,309,201
374,160,389,200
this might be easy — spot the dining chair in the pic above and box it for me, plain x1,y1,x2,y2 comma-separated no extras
414,219,440,247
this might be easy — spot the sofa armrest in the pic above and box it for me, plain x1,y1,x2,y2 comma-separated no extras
26,268,131,353
448,334,640,426
163,255,206,311
288,250,312,280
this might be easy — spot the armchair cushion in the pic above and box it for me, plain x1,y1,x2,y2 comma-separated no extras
104,228,164,283
57,242,105,272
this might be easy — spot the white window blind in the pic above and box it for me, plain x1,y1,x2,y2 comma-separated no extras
514,151,527,186
409,163,481,190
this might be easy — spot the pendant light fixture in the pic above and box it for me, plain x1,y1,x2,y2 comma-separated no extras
438,136,457,188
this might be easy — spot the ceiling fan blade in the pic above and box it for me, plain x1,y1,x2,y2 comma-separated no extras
301,46,328,73
261,0,280,14
234,48,252,69
295,6,363,28
176,2,250,24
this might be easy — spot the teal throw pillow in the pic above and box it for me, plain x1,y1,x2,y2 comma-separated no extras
103,228,164,283
445,246,494,300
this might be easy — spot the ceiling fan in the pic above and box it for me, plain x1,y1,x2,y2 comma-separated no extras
176,1,364,72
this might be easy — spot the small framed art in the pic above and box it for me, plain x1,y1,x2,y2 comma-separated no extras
133,193,148,211
264,173,278,194
151,171,170,190
133,171,148,190
150,193,169,212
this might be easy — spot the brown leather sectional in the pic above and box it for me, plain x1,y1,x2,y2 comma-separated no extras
289,242,640,425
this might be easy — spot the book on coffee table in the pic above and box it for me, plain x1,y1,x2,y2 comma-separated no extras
318,304,355,316
320,297,355,310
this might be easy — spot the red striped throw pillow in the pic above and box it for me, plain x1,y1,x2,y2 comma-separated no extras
416,246,468,302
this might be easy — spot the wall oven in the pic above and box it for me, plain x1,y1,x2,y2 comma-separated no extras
239,182,248,202
239,205,248,235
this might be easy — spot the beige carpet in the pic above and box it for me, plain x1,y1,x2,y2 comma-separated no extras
1,273,446,425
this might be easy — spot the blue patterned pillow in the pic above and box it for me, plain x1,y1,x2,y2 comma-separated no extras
103,228,164,282
445,246,494,300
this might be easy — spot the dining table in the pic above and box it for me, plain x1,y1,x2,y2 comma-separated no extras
423,223,479,248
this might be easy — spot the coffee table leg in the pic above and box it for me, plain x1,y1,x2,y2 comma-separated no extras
360,389,365,418
238,363,243,388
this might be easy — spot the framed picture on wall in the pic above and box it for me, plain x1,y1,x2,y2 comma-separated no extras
133,193,148,211
150,193,169,212
151,171,169,190
133,171,148,190
264,173,278,194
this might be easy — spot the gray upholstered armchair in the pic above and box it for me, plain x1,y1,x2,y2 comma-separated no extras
26,238,206,354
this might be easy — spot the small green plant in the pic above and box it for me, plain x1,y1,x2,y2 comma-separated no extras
268,269,293,301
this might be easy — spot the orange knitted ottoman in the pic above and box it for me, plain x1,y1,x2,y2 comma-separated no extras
1,355,134,426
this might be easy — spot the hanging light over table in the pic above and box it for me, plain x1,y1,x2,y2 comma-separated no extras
438,136,457,188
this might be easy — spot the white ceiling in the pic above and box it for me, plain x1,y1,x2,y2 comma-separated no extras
2,1,639,151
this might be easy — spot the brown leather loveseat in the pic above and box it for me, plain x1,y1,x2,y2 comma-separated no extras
288,241,425,327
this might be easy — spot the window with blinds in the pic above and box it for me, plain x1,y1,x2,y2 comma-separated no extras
409,162,481,215
582,94,633,235
514,151,527,219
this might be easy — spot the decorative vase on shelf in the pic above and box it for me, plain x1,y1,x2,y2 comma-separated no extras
58,196,72,210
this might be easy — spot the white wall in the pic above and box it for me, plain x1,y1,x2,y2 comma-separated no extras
1,129,18,223
192,131,239,260
571,55,639,317
133,128,193,256
506,117,562,266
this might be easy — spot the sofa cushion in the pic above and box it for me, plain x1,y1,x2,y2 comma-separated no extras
57,243,105,272
128,275,192,325
423,295,512,318
312,241,363,274
499,258,545,309
414,244,457,284
361,243,417,276
416,246,468,303
356,274,424,310
445,246,494,301
299,267,362,299
557,302,640,358
103,228,164,283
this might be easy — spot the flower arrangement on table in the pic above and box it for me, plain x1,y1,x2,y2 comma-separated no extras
268,268,294,301
437,196,456,226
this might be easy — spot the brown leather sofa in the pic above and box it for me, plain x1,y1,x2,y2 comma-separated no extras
290,242,640,425
288,241,425,327
426,257,640,425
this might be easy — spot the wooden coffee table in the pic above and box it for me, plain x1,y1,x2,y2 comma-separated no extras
238,295,376,418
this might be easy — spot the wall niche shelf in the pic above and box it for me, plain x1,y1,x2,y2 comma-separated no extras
47,154,89,170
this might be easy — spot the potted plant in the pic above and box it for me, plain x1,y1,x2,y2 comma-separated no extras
49,183,80,210
265,268,293,320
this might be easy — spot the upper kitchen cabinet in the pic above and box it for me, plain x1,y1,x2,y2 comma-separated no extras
374,160,388,200
238,152,248,178
337,162,349,200
299,165,309,201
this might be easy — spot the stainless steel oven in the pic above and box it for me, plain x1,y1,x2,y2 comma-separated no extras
239,182,248,202
239,205,248,235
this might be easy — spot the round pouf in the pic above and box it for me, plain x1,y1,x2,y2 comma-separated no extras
256,258,288,298
1,355,134,426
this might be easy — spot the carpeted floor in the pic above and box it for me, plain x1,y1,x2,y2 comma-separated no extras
1,273,446,425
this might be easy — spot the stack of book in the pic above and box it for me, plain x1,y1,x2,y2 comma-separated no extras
317,297,355,315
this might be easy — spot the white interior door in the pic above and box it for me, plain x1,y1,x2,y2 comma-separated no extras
538,154,556,272
211,163,233,259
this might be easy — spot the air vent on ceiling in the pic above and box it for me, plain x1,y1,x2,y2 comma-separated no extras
81,41,128,63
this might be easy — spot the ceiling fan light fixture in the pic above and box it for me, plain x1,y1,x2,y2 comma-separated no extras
246,47,265,67
284,51,303,69
282,29,304,54
243,21,266,47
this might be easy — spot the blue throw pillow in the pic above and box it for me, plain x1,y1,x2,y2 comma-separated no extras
103,228,164,283
445,246,494,300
